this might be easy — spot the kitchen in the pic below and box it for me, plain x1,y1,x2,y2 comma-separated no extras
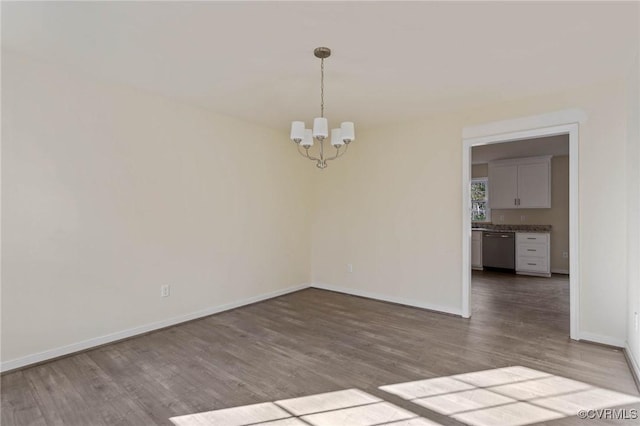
471,135,569,274
470,134,570,328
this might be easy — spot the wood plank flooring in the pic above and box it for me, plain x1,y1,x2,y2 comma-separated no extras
2,271,638,425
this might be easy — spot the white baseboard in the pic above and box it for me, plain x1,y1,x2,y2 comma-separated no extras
311,282,462,316
551,268,570,275
624,343,640,390
578,331,625,348
1,283,310,373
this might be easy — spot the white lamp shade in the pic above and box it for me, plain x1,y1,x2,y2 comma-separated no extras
331,128,344,147
300,129,314,147
340,122,355,142
290,121,305,141
313,117,329,139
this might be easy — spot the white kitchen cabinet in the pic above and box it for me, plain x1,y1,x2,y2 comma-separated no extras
516,232,551,277
488,164,519,209
471,230,483,270
488,156,551,209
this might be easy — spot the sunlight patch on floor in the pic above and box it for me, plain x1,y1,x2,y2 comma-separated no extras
169,366,639,426
169,388,442,426
170,401,289,426
379,366,640,426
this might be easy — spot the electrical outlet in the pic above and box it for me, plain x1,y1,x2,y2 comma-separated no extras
562,251,569,259
161,285,170,298
520,215,526,222
499,215,505,222
347,264,353,273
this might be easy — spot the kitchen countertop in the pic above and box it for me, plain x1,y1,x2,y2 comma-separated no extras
471,224,552,233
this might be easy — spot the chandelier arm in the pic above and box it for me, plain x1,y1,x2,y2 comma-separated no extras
325,143,349,162
324,146,341,162
296,144,309,158
297,144,320,162
336,143,349,158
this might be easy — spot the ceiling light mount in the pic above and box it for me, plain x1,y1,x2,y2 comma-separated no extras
290,47,355,169
313,47,331,59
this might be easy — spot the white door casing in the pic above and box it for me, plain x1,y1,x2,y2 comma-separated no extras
462,108,585,342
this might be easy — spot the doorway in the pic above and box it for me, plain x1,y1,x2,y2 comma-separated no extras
461,110,583,340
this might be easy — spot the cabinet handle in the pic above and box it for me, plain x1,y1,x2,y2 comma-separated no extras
527,249,536,251
527,237,536,240
514,198,517,206
527,263,537,266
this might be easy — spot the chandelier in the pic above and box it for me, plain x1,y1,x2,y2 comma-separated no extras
289,47,355,169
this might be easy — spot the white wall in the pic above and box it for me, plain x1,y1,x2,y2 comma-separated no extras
311,115,465,314
1,52,313,365
626,49,640,375
312,79,630,344
3,51,637,369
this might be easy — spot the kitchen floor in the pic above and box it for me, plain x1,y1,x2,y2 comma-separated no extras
471,269,569,336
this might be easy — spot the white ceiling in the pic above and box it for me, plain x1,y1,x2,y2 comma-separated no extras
2,2,638,130
472,134,569,164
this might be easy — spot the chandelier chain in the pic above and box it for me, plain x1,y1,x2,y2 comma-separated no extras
320,58,324,118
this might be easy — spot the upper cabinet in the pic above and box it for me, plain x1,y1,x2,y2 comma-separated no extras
488,156,551,209
488,164,519,209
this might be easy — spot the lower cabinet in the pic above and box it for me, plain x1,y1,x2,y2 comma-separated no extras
471,230,483,270
516,232,550,277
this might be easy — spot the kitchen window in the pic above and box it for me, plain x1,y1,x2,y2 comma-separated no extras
471,177,490,222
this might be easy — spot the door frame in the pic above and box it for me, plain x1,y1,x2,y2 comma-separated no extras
461,109,586,341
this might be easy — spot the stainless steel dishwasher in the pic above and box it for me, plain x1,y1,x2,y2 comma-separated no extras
482,231,515,270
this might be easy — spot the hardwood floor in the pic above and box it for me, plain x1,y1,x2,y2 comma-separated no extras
2,271,638,425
